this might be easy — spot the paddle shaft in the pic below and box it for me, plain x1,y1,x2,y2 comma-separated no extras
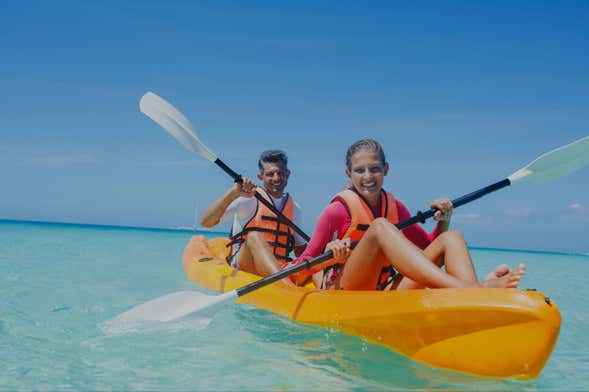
213,158,311,242
138,92,310,241
399,178,511,228
236,178,512,297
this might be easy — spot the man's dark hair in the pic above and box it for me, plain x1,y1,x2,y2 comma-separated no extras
258,150,288,173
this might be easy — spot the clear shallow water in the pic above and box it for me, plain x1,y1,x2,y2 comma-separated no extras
1,220,588,391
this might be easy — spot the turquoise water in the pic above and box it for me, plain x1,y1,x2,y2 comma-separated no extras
1,220,588,391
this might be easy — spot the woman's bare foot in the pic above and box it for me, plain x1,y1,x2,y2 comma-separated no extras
485,264,510,281
481,263,526,288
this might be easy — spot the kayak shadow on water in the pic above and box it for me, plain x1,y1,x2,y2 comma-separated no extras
230,304,531,390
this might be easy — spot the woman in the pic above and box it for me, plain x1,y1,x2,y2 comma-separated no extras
288,139,525,290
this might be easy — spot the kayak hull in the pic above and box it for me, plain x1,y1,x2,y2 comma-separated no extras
183,235,561,379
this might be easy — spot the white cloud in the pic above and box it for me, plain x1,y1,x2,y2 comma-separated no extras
563,202,588,215
560,202,589,223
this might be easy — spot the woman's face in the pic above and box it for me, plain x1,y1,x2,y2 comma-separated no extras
345,149,388,205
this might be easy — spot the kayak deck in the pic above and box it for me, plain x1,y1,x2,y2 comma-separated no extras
183,235,561,379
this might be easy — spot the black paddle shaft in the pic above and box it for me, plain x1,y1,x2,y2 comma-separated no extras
213,158,311,241
236,178,512,297
397,178,511,230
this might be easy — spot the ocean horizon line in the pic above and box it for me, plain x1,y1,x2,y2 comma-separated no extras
0,218,228,236
1,218,587,258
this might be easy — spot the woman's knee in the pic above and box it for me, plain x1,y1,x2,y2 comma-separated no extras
438,230,466,245
370,217,399,233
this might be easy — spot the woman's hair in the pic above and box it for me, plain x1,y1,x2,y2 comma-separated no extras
345,139,387,169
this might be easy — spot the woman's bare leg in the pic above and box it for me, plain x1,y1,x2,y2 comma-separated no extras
397,230,478,290
340,218,525,290
339,218,478,290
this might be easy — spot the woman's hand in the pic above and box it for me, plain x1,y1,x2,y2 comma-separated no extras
233,177,257,198
325,237,352,262
431,198,453,222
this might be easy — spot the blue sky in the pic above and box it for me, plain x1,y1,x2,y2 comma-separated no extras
1,1,588,253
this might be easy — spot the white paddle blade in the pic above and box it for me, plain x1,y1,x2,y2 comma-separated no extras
509,135,589,183
109,290,238,324
139,92,217,162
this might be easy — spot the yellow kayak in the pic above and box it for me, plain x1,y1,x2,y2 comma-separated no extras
183,235,561,379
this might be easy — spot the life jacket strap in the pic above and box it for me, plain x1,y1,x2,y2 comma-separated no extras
224,242,293,262
261,214,299,228
376,265,398,290
321,263,344,289
226,239,242,248
266,241,290,249
230,226,294,240
227,227,296,258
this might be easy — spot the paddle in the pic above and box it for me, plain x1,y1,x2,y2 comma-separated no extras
106,134,589,327
139,91,310,242
402,134,589,227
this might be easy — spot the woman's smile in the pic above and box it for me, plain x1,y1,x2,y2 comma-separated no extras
346,150,388,206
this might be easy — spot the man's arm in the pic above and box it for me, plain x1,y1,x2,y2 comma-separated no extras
199,178,256,228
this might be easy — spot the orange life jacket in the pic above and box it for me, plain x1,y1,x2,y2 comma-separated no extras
227,188,296,263
330,188,399,289
333,188,399,241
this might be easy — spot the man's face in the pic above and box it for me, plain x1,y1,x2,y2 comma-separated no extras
257,161,290,198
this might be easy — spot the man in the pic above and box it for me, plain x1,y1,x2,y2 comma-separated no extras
199,150,306,279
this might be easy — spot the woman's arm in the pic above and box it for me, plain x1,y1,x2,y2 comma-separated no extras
396,199,438,249
289,201,350,269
